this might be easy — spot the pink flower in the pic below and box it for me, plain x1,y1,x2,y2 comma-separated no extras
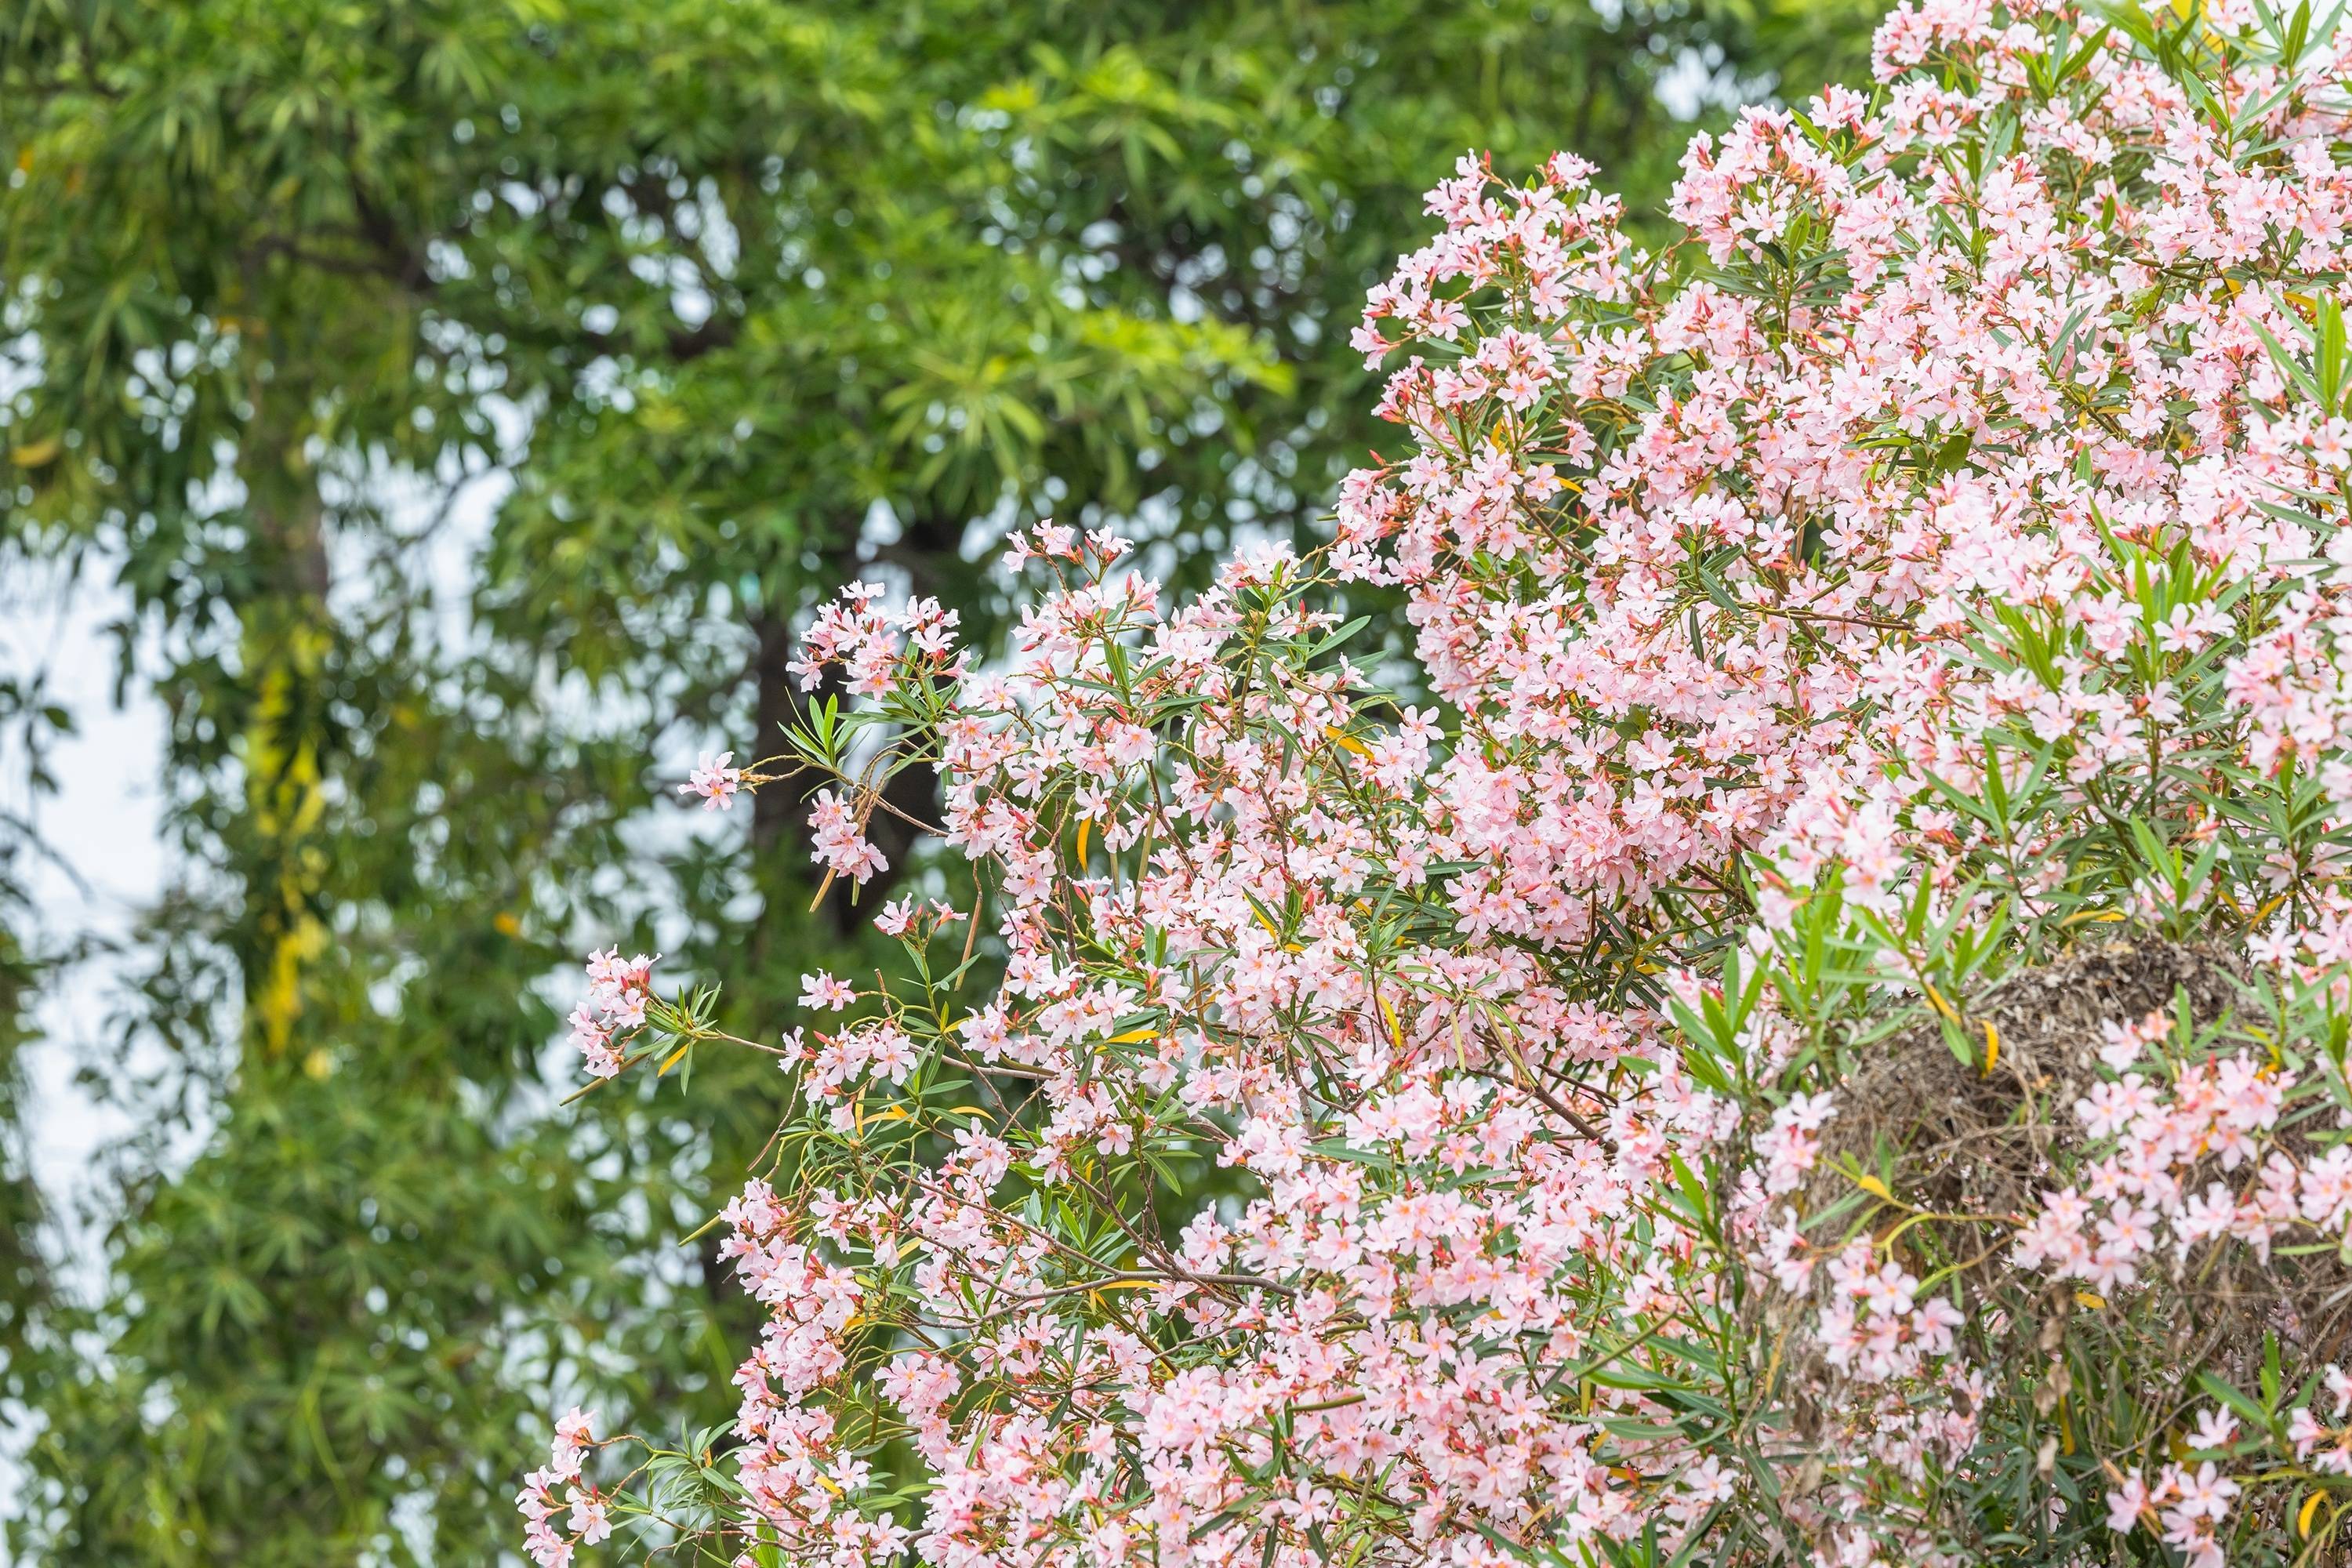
2106,1474,2151,1534
2187,1406,2239,1454
679,750,742,811
567,1490,611,1545
799,971,855,1011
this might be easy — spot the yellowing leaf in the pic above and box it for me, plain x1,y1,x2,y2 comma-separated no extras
1073,816,1091,866
1922,982,1958,1023
1105,1028,1157,1045
2301,1490,2326,1538
1981,1019,2000,1078
2074,1289,2106,1310
1380,994,1404,1051
1853,1174,1893,1202
657,1041,692,1075
9,436,59,468
1322,724,1371,758
492,911,521,937
1083,1282,1155,1312
946,1105,993,1117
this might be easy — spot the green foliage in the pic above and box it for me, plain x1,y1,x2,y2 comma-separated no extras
0,0,1879,1559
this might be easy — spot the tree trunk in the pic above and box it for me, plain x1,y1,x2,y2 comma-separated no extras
237,368,336,1062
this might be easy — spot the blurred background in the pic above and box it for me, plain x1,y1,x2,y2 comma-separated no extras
0,2,1875,1561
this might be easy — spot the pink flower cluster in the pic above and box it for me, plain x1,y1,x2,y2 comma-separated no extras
517,1407,610,1567
805,787,887,886
566,949,654,1080
2104,1450,2242,1568
1817,1238,1965,1385
2011,1033,2352,1287
789,579,965,696
2289,1367,2352,1475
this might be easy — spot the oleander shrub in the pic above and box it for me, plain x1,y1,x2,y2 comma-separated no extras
519,3,2352,1563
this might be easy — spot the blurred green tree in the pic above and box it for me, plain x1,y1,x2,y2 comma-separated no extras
0,0,1877,1559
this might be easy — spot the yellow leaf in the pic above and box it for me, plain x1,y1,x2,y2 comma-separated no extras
1922,982,1958,1023
2074,1289,2106,1310
2063,909,2127,925
658,1042,692,1076
1380,994,1404,1051
2301,1489,2326,1538
9,436,59,468
1073,816,1091,866
1854,1174,1893,1202
874,1105,911,1121
1981,1020,2000,1078
947,1105,993,1117
1079,1281,1155,1310
492,911,521,937
1322,724,1371,758
1105,1028,1157,1044
1250,904,1282,942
